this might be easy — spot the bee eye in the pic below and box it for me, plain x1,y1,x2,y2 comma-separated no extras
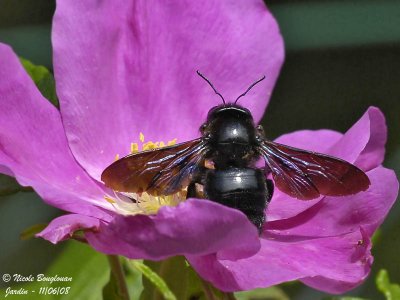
200,123,207,132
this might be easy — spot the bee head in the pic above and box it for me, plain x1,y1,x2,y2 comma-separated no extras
205,103,252,123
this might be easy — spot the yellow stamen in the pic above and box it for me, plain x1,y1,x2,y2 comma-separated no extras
131,143,139,154
143,141,159,151
128,134,177,154
105,190,187,216
104,196,116,204
167,138,177,146
114,154,120,161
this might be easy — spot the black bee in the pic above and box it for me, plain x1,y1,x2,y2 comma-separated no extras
101,71,370,232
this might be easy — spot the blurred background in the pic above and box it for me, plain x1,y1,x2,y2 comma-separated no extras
0,0,399,299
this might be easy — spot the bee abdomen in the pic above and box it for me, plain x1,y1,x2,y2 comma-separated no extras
204,167,270,232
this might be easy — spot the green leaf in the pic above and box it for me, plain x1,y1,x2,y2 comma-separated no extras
235,286,289,300
20,223,48,240
19,57,58,107
371,228,382,245
376,269,400,300
0,241,110,300
130,260,177,300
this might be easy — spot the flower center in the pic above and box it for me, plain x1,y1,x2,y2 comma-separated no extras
105,133,186,216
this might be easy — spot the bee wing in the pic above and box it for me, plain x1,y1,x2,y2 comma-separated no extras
259,140,370,200
101,138,208,195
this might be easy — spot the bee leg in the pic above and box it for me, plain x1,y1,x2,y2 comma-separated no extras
266,178,274,203
187,182,198,199
255,179,274,235
186,169,207,199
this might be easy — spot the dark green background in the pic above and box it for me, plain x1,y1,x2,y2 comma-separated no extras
0,0,399,299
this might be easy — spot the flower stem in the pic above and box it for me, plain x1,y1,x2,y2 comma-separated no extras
107,255,130,300
223,292,236,300
200,278,218,300
200,277,237,300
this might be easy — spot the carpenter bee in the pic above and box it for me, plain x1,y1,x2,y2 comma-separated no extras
101,71,370,232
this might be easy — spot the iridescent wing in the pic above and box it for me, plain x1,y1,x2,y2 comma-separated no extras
259,140,370,200
101,139,208,195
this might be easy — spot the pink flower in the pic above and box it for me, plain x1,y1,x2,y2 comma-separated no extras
0,0,397,295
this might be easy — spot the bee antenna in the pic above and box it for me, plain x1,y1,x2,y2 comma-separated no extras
196,70,226,105
234,75,266,104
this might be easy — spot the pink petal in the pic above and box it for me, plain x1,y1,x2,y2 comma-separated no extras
327,107,387,171
188,228,372,293
86,199,260,260
0,43,112,220
329,107,386,170
267,166,398,237
53,0,284,180
353,107,386,170
300,228,373,294
274,129,342,152
267,107,387,222
37,214,100,244
0,165,13,177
